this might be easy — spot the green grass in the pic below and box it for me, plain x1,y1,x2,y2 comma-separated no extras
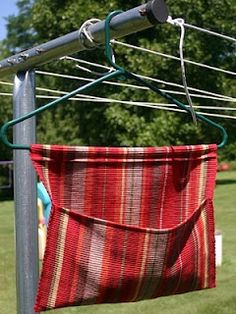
0,200,16,314
0,171,236,314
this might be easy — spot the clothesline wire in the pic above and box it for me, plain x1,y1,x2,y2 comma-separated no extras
1,75,235,103
35,70,236,103
2,89,234,109
64,27,236,77
37,83,232,102
0,81,13,86
59,57,235,101
183,21,236,42
29,81,236,104
2,75,233,103
32,89,236,111
1,91,236,120
35,91,236,113
1,69,235,103
2,90,236,111
111,40,236,77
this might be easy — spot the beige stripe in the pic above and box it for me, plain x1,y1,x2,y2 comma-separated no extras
184,145,192,218
159,147,170,228
47,212,69,308
197,147,209,288
119,149,127,224
81,224,106,304
135,232,169,299
42,145,52,197
192,223,200,290
147,232,168,298
116,230,128,294
201,208,209,288
198,146,207,207
185,145,197,290
131,232,150,301
173,250,183,293
129,148,144,226
124,156,134,225
71,146,89,212
100,148,108,219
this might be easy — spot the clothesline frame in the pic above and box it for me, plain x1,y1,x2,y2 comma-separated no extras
0,2,170,314
0,11,228,150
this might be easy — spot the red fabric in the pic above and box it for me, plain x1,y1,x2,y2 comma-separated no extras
30,144,217,312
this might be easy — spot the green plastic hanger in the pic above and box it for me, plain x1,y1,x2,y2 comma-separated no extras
0,11,228,150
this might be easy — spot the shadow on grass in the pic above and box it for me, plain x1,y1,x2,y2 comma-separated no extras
0,188,13,201
216,179,236,186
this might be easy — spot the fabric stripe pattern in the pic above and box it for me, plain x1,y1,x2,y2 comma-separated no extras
31,144,217,312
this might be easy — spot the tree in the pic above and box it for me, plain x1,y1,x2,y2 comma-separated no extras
0,40,14,161
0,0,235,159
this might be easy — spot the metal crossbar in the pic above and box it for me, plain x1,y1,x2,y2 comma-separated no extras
0,0,168,78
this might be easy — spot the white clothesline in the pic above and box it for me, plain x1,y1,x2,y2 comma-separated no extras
35,70,236,103
2,90,236,111
1,67,236,105
1,75,235,104
183,21,236,42
35,88,236,111
59,57,236,101
2,56,236,109
111,40,236,77
0,71,236,102
1,91,236,120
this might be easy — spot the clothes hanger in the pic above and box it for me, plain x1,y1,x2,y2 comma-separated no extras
0,11,228,150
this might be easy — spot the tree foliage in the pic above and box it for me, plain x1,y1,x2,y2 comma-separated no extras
0,0,235,162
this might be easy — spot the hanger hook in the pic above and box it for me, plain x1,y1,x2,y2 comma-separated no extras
104,11,125,72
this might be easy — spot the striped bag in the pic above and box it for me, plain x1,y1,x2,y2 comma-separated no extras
31,144,217,312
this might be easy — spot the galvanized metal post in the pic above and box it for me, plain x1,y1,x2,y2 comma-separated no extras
13,70,39,314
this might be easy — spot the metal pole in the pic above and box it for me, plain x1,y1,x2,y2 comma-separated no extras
0,0,168,77
13,70,39,314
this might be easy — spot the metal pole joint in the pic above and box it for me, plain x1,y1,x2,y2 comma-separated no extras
0,0,168,78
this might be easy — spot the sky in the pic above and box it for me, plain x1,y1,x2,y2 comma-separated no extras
0,1,18,40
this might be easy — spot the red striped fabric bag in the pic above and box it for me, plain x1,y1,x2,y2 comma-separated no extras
30,144,217,312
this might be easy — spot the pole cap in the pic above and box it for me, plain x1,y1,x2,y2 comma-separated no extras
146,0,169,24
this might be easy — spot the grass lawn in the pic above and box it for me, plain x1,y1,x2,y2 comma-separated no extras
0,171,236,314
